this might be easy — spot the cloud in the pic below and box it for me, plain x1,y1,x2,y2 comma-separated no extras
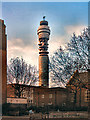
7,24,87,67
65,25,87,36
7,38,38,68
49,24,87,58
49,35,66,55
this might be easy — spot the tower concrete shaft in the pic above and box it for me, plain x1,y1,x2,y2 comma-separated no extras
37,17,50,87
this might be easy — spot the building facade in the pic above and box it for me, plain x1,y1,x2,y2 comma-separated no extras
6,18,89,110
66,70,88,108
0,19,7,104
32,87,68,107
7,84,68,107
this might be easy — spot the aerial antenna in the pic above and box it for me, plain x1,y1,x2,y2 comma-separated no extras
43,16,46,21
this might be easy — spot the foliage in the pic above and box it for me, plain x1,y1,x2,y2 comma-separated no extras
50,27,89,87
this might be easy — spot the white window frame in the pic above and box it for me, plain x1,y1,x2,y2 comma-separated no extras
42,94,44,98
49,94,52,98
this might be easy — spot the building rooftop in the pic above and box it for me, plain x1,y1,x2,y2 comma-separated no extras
66,70,88,86
7,83,67,91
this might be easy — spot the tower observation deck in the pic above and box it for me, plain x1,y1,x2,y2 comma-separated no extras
37,17,50,87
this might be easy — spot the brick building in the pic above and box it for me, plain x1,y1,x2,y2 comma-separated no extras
7,84,68,107
29,86,68,107
5,18,89,110
66,70,88,108
0,19,7,104
7,70,89,108
7,84,29,105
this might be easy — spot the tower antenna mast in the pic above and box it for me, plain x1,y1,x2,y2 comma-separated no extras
43,16,46,21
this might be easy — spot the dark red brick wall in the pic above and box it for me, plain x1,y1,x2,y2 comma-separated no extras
7,84,15,98
32,87,68,107
0,19,7,104
67,72,88,107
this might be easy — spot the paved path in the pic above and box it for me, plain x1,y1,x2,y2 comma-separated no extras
2,116,29,120
1,116,88,120
1,111,88,120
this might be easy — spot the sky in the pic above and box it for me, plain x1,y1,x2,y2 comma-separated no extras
1,0,90,2
1,2,88,69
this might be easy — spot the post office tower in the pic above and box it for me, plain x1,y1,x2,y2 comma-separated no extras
37,17,50,87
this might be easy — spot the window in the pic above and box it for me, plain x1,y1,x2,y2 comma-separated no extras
48,102,52,105
42,94,44,98
42,102,44,107
29,100,32,103
30,94,32,98
31,89,33,93
84,89,88,102
62,93,66,98
70,93,74,102
62,103,66,107
49,94,52,98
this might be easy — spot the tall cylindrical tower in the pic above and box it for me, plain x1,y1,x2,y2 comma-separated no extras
37,17,50,87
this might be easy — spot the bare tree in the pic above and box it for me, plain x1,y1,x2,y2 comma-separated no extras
7,57,38,97
50,27,89,87
67,28,89,71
